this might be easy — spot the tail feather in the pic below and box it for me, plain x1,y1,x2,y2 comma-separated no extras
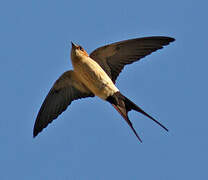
124,97,169,132
112,104,143,142
106,91,168,142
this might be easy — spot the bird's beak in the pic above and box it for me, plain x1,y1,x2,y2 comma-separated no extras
71,42,77,49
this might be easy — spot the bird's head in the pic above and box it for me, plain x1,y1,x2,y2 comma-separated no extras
71,42,89,60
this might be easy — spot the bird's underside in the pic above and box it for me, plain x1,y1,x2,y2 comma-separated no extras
33,36,175,142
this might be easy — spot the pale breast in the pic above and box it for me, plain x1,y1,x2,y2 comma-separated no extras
72,56,119,99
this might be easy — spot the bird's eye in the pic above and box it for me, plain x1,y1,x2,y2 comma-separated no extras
78,46,84,51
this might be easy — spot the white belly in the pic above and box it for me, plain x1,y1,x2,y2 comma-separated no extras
73,56,119,99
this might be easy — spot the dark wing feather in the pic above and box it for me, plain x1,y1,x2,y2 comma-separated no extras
33,70,94,137
90,36,175,83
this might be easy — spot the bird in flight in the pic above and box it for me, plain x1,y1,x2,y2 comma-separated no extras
33,36,175,142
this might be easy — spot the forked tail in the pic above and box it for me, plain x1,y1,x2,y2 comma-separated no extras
106,92,168,142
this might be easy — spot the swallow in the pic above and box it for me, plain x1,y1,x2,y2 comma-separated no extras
33,36,175,142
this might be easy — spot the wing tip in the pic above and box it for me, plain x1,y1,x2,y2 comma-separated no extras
157,36,175,45
148,36,175,45
33,129,39,138
167,37,175,43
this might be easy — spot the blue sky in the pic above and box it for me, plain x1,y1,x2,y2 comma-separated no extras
1,0,208,179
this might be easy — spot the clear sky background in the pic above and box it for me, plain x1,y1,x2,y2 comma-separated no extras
1,0,207,179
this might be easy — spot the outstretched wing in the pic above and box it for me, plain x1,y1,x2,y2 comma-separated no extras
90,36,175,83
33,70,94,137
